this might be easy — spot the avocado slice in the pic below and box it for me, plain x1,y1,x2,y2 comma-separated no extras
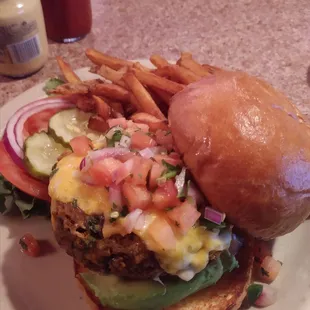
80,251,238,310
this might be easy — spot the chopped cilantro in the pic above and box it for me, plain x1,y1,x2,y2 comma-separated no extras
43,78,65,95
247,283,263,305
72,199,79,208
164,130,171,136
50,168,59,179
200,218,226,231
159,160,182,181
112,203,118,211
165,207,174,212
261,267,270,277
120,206,129,217
107,130,123,147
109,217,117,223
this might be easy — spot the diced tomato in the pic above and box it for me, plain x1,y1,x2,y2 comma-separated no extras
168,152,181,160
135,123,150,133
93,96,111,120
108,117,127,129
155,129,174,150
19,233,40,257
88,115,109,132
0,141,49,201
131,131,157,150
152,180,179,210
153,154,182,167
112,158,135,184
130,112,169,132
129,157,153,186
122,183,152,211
70,136,91,156
258,256,282,283
117,152,136,162
149,162,165,190
167,200,201,234
147,216,176,250
88,158,122,186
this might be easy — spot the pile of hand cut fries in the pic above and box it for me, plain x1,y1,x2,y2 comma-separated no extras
51,49,221,129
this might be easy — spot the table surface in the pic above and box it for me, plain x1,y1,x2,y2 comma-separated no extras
0,0,309,113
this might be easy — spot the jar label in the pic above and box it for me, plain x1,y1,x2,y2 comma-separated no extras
0,20,41,64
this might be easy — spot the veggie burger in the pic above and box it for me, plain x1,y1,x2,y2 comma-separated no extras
1,68,310,310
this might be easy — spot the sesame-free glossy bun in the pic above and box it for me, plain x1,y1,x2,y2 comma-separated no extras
169,71,310,240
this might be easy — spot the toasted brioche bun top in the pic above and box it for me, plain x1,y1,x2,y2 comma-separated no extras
169,71,310,240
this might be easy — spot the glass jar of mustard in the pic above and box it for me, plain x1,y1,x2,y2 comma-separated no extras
0,0,48,78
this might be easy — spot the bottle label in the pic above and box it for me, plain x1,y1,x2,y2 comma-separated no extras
0,20,41,64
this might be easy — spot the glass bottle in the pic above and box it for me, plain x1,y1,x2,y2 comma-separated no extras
0,0,49,77
41,0,92,43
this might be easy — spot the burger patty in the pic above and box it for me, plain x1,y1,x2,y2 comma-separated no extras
52,201,163,279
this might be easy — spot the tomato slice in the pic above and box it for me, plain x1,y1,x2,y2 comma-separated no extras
23,107,63,139
0,140,49,201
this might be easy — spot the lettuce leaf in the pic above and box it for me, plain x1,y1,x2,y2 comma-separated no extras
0,174,50,218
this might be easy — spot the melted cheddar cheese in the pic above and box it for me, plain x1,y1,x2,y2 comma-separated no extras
48,154,231,281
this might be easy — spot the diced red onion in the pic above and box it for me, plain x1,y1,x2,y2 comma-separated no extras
255,285,277,307
134,212,146,231
119,135,131,148
108,184,123,208
139,146,166,159
105,126,123,139
229,234,243,255
187,182,204,205
204,206,225,225
175,167,186,196
80,147,130,172
123,209,143,233
4,97,73,167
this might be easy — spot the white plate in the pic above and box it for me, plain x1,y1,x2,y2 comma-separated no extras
1,62,310,310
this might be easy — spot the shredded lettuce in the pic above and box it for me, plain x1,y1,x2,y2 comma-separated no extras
0,175,50,219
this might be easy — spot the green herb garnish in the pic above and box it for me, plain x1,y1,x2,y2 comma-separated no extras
165,207,174,212
107,130,123,147
159,160,182,181
247,283,263,305
72,199,79,208
200,218,227,230
261,267,270,277
165,130,171,136
43,78,65,95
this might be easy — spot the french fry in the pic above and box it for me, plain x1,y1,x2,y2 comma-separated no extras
131,68,185,94
85,48,133,70
96,65,127,88
151,87,172,105
150,54,170,68
90,83,130,102
154,65,200,85
56,56,81,83
123,72,166,120
109,101,125,118
202,64,223,74
133,62,152,72
50,82,89,95
177,53,210,77
92,95,111,120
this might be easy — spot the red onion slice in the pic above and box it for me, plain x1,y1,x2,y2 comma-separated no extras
204,206,225,225
3,97,73,167
108,184,123,209
15,101,74,148
175,167,186,196
139,146,166,159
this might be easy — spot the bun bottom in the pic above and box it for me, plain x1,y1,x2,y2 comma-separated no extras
74,236,255,310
